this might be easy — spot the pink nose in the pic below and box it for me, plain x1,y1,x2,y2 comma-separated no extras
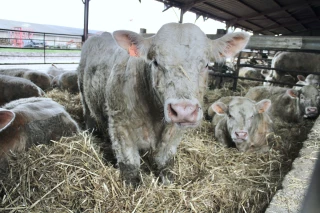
306,107,318,113
235,131,248,139
167,102,199,123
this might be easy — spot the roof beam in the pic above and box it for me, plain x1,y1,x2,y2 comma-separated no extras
237,0,293,33
255,16,320,33
202,2,272,33
182,0,207,12
273,0,307,31
229,0,319,25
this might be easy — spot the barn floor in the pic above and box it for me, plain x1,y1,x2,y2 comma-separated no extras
266,116,320,213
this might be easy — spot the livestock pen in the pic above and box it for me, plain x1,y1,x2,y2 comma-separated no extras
0,29,320,212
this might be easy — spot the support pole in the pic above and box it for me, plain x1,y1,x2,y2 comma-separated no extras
179,9,184,23
82,0,90,42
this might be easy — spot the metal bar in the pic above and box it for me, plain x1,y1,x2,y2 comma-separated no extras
208,71,305,87
0,28,83,37
179,9,184,23
43,33,46,64
232,51,241,91
83,0,90,42
246,35,320,51
0,63,79,65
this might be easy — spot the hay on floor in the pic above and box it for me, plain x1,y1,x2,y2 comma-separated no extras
0,121,294,213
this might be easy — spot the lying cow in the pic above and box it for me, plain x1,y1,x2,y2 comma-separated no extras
239,67,263,79
0,68,51,91
78,24,250,186
47,64,66,77
210,96,272,152
0,75,44,106
52,71,79,93
245,85,320,123
261,69,296,87
293,74,320,90
262,52,320,86
0,97,79,170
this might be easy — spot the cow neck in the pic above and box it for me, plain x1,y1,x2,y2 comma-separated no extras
142,63,163,108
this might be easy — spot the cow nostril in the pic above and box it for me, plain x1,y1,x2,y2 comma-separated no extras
168,104,178,117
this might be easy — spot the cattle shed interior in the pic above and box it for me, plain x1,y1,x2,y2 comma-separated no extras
155,0,320,36
1,1,320,212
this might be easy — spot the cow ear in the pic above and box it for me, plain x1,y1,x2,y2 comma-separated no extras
286,89,299,98
113,30,151,58
211,102,228,115
255,99,271,113
0,109,15,132
210,32,250,62
297,75,306,81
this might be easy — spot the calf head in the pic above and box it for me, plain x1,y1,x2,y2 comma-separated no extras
305,74,320,88
299,85,320,118
113,23,250,128
211,97,271,146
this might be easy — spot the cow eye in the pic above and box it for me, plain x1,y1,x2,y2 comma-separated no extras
300,94,304,100
228,114,233,118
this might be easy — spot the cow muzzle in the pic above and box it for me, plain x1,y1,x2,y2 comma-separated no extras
165,99,202,127
304,107,318,118
233,130,248,143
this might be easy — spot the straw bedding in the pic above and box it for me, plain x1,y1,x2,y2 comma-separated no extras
0,80,315,212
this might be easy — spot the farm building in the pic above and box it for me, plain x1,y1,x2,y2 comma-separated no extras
0,19,101,49
1,0,320,212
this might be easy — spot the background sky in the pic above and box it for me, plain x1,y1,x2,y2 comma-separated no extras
0,0,227,34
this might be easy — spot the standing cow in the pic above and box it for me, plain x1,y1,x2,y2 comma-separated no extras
262,52,320,86
0,97,79,170
0,75,44,106
245,85,320,123
210,96,273,152
78,23,250,186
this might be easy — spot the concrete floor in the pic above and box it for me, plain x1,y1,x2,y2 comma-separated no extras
266,117,320,213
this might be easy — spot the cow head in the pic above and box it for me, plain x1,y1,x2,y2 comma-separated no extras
298,85,320,118
211,97,271,145
0,109,15,133
113,23,250,128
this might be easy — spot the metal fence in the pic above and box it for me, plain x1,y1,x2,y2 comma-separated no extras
0,28,83,66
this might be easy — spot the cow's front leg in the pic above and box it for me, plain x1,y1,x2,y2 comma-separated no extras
153,126,183,185
111,126,141,187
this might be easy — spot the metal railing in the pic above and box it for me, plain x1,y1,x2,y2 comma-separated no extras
0,28,83,65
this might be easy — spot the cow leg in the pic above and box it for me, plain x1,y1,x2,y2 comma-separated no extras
153,127,182,185
111,126,141,187
78,77,99,133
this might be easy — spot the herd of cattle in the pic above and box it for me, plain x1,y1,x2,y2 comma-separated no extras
0,23,320,187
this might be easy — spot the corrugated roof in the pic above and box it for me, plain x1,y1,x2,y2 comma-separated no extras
155,0,320,35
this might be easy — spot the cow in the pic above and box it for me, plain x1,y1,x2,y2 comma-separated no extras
78,23,250,186
239,67,263,79
0,75,44,106
261,69,296,87
52,71,79,93
245,85,320,123
0,97,80,171
47,64,66,77
209,96,272,152
262,52,320,86
293,74,320,90
0,68,51,91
